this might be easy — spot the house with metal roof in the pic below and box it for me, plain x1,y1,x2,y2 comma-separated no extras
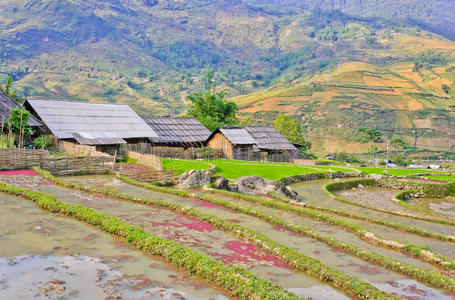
25,98,157,155
207,126,298,161
0,89,40,127
143,117,210,148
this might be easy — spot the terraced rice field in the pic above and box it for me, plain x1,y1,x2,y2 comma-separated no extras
1,169,455,299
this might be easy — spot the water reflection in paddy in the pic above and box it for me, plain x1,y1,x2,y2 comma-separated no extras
60,174,455,299
0,192,226,299
9,174,350,299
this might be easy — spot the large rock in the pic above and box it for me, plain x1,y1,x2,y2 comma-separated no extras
235,176,276,195
234,176,298,199
213,175,230,190
369,173,387,180
177,170,211,188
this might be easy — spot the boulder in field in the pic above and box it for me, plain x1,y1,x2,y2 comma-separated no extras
234,176,298,199
177,170,211,188
213,175,230,190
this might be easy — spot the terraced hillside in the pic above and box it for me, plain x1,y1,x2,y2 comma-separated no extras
235,31,455,153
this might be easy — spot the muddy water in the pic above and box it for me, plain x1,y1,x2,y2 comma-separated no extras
61,175,455,299
292,180,455,237
408,197,455,218
339,187,416,215
9,174,351,299
0,192,226,299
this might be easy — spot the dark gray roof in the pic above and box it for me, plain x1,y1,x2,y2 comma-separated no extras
243,126,298,151
218,127,256,145
144,117,210,144
0,90,40,126
209,126,297,151
26,99,157,143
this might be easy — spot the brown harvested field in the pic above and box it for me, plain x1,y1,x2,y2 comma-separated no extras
413,118,432,129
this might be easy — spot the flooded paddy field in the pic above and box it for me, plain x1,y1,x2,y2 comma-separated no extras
60,174,455,299
338,186,414,215
4,172,349,299
407,197,455,218
0,190,227,299
292,180,455,237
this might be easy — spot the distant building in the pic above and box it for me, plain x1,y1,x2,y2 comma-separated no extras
0,89,40,127
207,126,298,161
25,99,157,155
143,117,211,148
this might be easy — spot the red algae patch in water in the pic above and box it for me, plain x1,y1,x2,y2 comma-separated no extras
180,221,216,232
0,169,39,176
192,198,239,214
222,241,291,268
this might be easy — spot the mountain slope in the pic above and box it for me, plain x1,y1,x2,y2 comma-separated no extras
0,0,454,152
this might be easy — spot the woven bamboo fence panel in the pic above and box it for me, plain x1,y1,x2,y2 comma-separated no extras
0,149,49,169
41,156,115,176
151,146,224,160
116,167,177,182
58,141,111,157
124,151,163,170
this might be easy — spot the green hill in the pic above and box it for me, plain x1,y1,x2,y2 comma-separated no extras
1,0,455,153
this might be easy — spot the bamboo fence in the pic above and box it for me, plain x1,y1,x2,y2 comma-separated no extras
124,151,163,170
0,149,48,169
116,166,177,182
41,156,115,176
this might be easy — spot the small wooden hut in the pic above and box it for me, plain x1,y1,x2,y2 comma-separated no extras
207,126,298,162
25,99,157,155
207,127,256,160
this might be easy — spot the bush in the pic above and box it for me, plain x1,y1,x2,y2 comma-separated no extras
333,151,361,163
391,154,406,166
378,160,386,166
32,135,53,150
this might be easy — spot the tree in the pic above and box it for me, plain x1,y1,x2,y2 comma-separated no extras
0,76,23,104
4,107,34,148
358,127,382,143
390,137,407,150
358,127,382,161
442,84,451,94
273,113,312,151
187,72,238,131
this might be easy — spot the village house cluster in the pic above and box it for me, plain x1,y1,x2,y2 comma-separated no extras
1,91,298,162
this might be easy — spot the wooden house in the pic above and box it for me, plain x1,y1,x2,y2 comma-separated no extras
142,117,216,158
144,117,210,148
207,126,298,161
25,99,157,155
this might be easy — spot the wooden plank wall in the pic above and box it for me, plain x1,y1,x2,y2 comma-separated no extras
207,133,232,159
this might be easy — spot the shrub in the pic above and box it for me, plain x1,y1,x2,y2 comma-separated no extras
32,135,53,150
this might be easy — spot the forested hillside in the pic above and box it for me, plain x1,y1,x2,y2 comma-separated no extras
0,0,454,152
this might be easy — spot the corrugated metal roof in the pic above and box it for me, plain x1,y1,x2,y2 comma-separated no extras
71,132,127,145
244,126,298,151
26,99,157,143
144,117,211,144
0,90,41,126
219,127,256,145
